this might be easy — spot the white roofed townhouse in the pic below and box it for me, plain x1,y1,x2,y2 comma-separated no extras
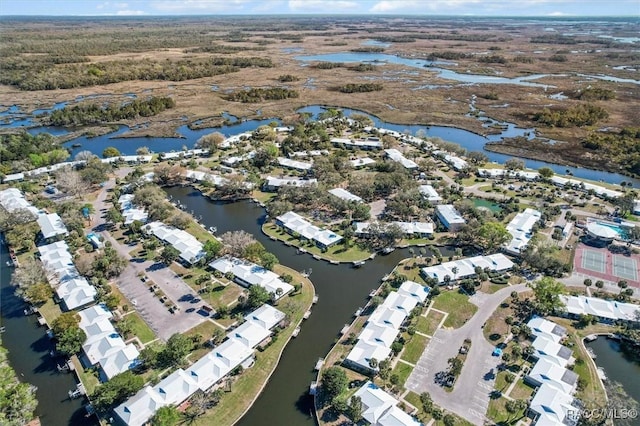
0,188,40,217
277,156,312,171
275,211,343,249
153,369,199,407
350,157,376,168
208,257,294,300
56,277,97,311
397,280,430,304
354,221,434,238
525,357,579,394
328,187,363,203
419,185,443,204
420,254,513,285
435,204,466,231
113,386,165,426
530,336,574,368
143,221,204,265
331,137,383,150
529,383,578,426
560,295,640,323
527,317,567,344
352,381,421,426
504,208,541,255
262,176,317,192
37,212,68,241
384,148,418,170
345,339,393,374
380,292,418,315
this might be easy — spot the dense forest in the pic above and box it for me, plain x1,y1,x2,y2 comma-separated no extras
225,88,299,103
0,57,273,90
582,128,640,175
0,132,68,174
47,96,176,126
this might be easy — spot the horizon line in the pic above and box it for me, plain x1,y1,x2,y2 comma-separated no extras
1,13,639,18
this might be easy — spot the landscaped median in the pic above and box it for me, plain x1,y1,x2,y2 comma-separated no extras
191,264,315,426
262,221,372,264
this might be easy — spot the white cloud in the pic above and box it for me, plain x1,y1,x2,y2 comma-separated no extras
288,0,360,13
370,0,562,13
116,9,146,15
151,0,255,13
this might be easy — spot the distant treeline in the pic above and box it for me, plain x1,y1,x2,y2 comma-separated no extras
185,44,265,54
371,32,507,43
350,47,385,53
530,34,621,46
315,62,344,69
532,104,609,127
0,132,68,174
225,88,299,103
337,83,383,93
569,87,616,101
1,57,273,90
47,96,176,126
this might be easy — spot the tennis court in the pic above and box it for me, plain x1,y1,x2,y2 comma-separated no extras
581,249,606,273
613,256,639,281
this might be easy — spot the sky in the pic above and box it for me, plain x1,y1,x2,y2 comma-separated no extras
0,0,638,17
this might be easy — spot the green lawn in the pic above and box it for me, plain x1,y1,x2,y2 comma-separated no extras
124,311,155,344
416,310,444,336
392,361,413,387
431,291,478,329
494,370,511,393
70,355,100,395
251,190,277,203
401,334,429,364
487,397,527,425
510,379,535,400
38,299,62,325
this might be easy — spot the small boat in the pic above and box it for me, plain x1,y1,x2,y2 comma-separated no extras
292,327,301,338
586,347,597,359
352,260,365,268
68,389,82,399
597,367,607,381
303,310,311,319
314,358,324,371
208,226,217,233
584,334,598,342
312,295,318,304
381,247,395,255
354,308,362,316
368,289,377,298
309,381,317,395
340,324,350,335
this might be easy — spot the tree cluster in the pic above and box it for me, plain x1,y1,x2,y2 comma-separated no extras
336,83,383,93
48,96,175,126
225,87,299,103
532,104,609,127
0,131,68,174
0,347,37,426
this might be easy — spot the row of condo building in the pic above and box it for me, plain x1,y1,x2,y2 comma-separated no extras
525,317,581,426
113,304,285,426
350,381,421,426
0,188,69,242
38,242,140,381
345,281,430,374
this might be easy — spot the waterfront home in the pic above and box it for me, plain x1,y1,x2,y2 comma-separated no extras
435,204,466,231
550,176,622,199
530,335,574,368
345,340,393,374
354,221,434,238
419,184,443,204
420,254,513,285
275,211,343,249
380,292,418,315
184,170,227,186
331,137,383,150
143,221,204,265
220,132,252,149
398,280,430,304
78,304,140,381
477,168,540,181
384,148,418,170
504,208,542,255
0,188,40,217
277,156,312,171
560,295,640,323
100,155,153,164
359,322,400,348
528,383,578,426
352,381,421,426
368,306,407,330
432,150,468,171
525,357,578,394
527,317,567,344
114,304,284,426
56,277,97,311
208,257,294,299
37,213,68,242
262,176,317,192
222,150,256,167
118,194,148,225
1,172,24,183
160,148,208,160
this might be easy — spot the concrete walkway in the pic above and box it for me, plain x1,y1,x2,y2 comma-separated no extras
405,284,529,425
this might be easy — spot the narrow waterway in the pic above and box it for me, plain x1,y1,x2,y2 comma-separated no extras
0,242,97,426
164,187,452,425
586,337,640,402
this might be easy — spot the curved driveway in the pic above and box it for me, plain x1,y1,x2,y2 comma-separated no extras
405,283,528,425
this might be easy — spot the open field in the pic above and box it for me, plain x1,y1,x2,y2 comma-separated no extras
1,16,638,175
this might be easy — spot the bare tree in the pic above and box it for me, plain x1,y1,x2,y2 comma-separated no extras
196,132,225,152
74,150,97,162
11,258,47,288
220,230,256,257
55,166,89,197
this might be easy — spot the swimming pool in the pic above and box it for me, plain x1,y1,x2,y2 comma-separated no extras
593,221,630,240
